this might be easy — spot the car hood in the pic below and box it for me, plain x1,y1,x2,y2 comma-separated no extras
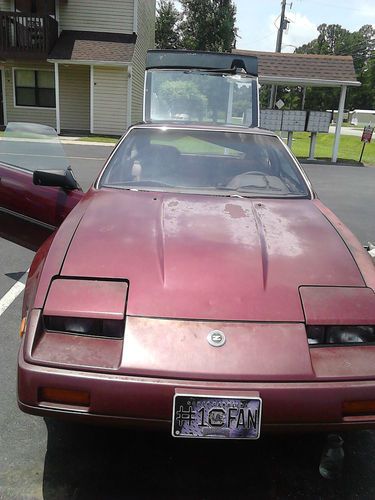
61,189,364,321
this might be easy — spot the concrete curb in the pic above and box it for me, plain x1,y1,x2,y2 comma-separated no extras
300,160,365,168
60,139,117,147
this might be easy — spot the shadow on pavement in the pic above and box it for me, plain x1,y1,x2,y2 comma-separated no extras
41,418,375,499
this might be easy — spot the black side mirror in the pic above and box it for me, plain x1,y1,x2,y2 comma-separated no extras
33,167,80,190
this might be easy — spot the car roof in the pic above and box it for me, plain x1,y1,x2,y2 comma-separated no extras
131,123,277,137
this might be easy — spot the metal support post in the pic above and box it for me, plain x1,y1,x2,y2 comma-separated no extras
54,62,60,134
287,131,293,149
308,132,317,160
332,85,347,163
226,81,234,124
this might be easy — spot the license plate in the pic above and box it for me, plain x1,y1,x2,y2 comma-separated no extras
172,394,262,439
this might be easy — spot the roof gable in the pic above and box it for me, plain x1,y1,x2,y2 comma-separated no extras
233,49,359,87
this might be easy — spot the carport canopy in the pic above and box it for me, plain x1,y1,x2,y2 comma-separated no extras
233,50,361,162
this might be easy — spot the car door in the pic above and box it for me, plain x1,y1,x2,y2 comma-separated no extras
0,123,83,250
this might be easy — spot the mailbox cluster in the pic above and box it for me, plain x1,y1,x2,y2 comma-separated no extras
260,110,332,133
260,110,283,131
306,111,332,133
281,111,307,132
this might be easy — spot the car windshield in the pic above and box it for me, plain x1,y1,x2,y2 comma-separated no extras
0,122,69,171
145,69,257,127
99,128,311,198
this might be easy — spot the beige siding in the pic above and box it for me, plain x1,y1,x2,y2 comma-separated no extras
93,66,128,135
59,0,134,34
131,0,156,124
3,62,56,128
59,65,90,131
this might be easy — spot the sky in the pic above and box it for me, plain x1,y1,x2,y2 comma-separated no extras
234,0,375,52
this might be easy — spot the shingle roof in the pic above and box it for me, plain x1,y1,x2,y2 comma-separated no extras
233,49,359,86
48,31,137,63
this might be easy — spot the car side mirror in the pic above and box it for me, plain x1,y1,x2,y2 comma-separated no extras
33,167,80,191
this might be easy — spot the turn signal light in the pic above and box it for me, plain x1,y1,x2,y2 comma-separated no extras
19,316,27,337
343,400,375,416
39,387,90,407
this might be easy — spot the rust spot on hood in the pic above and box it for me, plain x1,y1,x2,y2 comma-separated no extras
224,203,248,219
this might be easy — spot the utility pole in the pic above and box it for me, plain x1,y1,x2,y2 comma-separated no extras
268,0,288,109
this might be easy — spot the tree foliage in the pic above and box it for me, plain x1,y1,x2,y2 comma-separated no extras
295,23,375,110
155,0,181,49
155,0,237,52
179,0,237,52
158,80,208,120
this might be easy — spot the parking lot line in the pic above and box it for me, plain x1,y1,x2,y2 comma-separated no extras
0,270,28,316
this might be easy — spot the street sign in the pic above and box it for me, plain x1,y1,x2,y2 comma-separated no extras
361,125,374,143
359,125,374,162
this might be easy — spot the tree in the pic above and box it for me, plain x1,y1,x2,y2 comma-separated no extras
295,23,375,110
296,23,374,74
179,0,237,52
155,0,181,49
158,80,208,120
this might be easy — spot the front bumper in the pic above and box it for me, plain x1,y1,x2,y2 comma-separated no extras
18,352,375,432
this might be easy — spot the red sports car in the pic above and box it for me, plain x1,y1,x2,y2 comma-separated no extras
1,50,375,440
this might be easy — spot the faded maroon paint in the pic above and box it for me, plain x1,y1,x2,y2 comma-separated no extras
17,348,375,427
300,286,375,325
32,332,122,370
61,189,363,321
22,233,56,317
311,346,375,379
313,199,375,292
26,315,314,380
8,124,375,430
0,211,51,251
26,195,92,314
24,311,375,382
44,279,128,320
119,318,314,380
0,163,82,227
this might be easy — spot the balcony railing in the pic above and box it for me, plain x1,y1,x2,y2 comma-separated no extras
0,12,58,58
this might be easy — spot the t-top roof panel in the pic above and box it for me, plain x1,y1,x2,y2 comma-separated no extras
146,49,258,76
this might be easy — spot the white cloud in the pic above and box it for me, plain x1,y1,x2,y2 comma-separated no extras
281,12,319,52
242,11,319,53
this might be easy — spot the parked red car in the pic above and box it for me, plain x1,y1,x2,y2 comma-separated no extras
1,119,375,440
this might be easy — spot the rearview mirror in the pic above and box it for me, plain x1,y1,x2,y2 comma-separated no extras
33,167,80,190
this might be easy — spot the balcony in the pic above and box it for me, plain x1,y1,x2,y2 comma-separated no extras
0,11,58,59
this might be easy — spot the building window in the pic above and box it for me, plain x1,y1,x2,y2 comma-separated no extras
15,69,55,108
15,0,56,17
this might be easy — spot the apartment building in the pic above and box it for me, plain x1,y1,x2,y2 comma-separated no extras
0,0,156,135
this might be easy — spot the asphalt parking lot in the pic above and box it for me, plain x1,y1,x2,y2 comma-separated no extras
1,144,375,499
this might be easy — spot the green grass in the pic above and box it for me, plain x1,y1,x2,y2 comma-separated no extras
290,132,375,166
152,135,241,155
78,135,119,143
341,122,362,128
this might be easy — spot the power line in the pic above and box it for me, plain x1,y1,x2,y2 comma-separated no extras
301,0,374,13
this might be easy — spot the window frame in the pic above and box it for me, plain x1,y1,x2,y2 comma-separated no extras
13,68,56,110
96,126,314,200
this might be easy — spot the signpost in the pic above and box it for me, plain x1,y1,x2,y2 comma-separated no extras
306,111,332,160
359,125,374,162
